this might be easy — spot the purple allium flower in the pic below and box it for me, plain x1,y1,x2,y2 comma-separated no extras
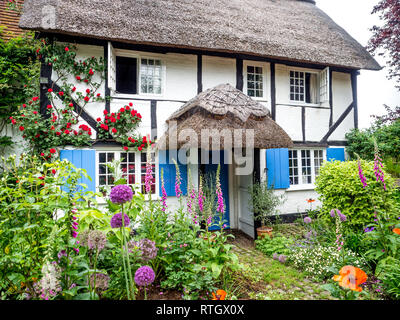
79,229,90,247
278,255,287,263
134,266,155,287
110,212,130,228
109,185,133,204
87,230,107,251
138,238,158,261
89,273,110,292
272,253,278,260
303,217,312,224
338,213,347,222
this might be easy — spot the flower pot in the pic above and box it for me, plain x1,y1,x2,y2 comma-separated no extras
257,226,273,239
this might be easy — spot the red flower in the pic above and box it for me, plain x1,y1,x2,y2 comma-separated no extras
97,93,101,97
101,124,109,131
48,88,53,93
11,119,16,125
50,148,56,154
52,169,56,175
33,111,38,115
58,91,64,96
97,118,101,122
40,153,45,157
64,130,70,134
84,79,89,83
110,117,116,123
22,104,26,108
123,146,129,151
19,126,24,131
47,105,52,109
65,47,69,52
84,96,90,102
72,87,76,92
138,146,142,151
86,89,90,94
120,108,125,113
50,126,55,130
129,102,133,107
89,69,94,75
137,113,142,119
32,97,39,102
76,76,81,81
112,128,117,134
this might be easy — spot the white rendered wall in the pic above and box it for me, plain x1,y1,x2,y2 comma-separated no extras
202,55,236,90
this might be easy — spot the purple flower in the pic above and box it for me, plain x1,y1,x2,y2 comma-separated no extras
144,154,153,194
87,230,107,251
364,227,375,233
138,239,158,261
57,250,67,259
358,160,368,189
373,148,386,191
89,273,110,292
338,213,347,222
303,217,312,224
110,212,130,228
173,161,182,198
330,209,336,218
160,181,167,212
134,266,155,287
272,253,278,260
278,255,287,263
109,185,133,204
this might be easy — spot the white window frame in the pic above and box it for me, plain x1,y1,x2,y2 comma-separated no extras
288,66,330,107
243,61,268,100
110,48,166,99
95,148,159,201
288,148,326,191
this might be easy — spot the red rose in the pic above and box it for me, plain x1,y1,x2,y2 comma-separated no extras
72,87,76,92
32,97,39,102
84,96,90,102
88,131,92,135
40,153,45,156
76,76,81,81
110,117,116,123
48,88,53,93
50,126,55,130
11,119,16,125
64,130,70,134
50,148,56,154
84,79,89,83
22,104,26,108
89,69,94,75
47,105,52,109
19,126,24,131
65,47,69,52
69,103,74,107
103,110,108,115
58,92,64,96
97,93,101,97
74,130,78,136
39,176,44,180
97,118,101,122
129,102,133,107
112,128,117,134
56,132,61,136
52,169,56,175
137,113,142,119
138,146,142,151
123,146,128,151
120,108,125,113
86,89,90,94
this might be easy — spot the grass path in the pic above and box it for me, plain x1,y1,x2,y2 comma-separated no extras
228,231,336,300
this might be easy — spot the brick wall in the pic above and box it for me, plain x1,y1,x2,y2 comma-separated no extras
0,0,26,40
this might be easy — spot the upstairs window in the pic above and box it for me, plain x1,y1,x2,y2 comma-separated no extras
108,42,164,96
289,68,330,105
246,65,264,98
289,149,326,186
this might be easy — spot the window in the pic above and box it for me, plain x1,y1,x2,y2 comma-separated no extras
288,149,325,186
246,65,264,98
108,43,164,96
289,67,330,105
140,59,162,94
97,151,156,195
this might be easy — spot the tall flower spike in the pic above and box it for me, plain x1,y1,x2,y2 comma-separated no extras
373,140,386,191
216,164,224,214
160,168,168,212
144,146,153,194
173,159,182,198
198,176,204,213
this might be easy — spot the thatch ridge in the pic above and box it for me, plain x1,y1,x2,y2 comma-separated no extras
19,0,380,70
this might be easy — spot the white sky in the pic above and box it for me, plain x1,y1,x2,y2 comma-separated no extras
317,0,400,128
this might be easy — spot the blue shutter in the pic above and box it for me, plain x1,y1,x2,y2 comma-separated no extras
60,149,96,193
327,148,345,162
159,150,188,196
266,148,290,189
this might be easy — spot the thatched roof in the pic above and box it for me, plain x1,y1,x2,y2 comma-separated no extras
19,0,380,70
157,84,293,150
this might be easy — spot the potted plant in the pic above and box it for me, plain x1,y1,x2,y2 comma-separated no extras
248,181,284,239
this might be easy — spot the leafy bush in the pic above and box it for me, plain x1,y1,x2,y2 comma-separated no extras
376,257,400,299
315,160,398,229
255,234,293,257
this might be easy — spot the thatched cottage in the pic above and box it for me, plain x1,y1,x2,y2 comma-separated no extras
18,0,380,238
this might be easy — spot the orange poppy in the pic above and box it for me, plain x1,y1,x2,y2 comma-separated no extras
306,199,316,203
333,266,367,292
212,289,227,300
393,228,400,235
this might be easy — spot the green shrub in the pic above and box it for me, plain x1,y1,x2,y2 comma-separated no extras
315,160,398,230
255,234,293,257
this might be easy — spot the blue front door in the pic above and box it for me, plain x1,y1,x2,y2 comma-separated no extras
203,150,230,230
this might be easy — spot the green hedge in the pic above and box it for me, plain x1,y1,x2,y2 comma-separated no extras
315,160,398,230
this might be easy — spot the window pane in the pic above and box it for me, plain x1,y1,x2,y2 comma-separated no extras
247,65,264,98
141,58,162,94
290,71,305,102
116,56,138,94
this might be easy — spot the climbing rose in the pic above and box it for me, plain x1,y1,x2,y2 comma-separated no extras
110,212,130,229
134,266,155,287
50,148,56,154
109,185,133,204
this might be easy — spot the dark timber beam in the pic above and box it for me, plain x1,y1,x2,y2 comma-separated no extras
270,63,276,121
151,100,157,140
253,148,261,240
320,102,354,143
51,81,98,132
351,70,359,129
39,62,53,119
236,58,243,91
197,54,203,94
329,68,333,127
302,107,306,142
103,44,111,113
